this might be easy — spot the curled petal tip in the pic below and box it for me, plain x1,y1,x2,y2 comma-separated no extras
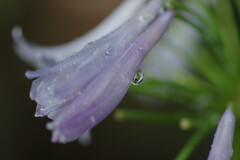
25,68,50,79
12,0,149,69
208,109,235,160
12,26,23,39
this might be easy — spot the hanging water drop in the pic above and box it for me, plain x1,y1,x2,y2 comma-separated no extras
131,68,144,85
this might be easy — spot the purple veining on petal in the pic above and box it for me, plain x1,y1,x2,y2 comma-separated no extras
12,0,147,68
47,10,174,143
208,109,235,160
28,0,163,118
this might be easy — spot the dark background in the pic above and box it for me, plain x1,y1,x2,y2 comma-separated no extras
0,0,211,159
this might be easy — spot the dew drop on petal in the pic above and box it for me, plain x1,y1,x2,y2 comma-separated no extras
72,59,77,65
131,68,144,85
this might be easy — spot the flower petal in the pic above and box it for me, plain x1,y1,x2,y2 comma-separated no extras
208,109,235,160
12,0,147,68
47,10,174,143
29,0,163,118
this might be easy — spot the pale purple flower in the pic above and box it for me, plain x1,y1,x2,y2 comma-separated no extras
208,109,235,160
17,0,174,143
13,0,147,144
12,0,147,69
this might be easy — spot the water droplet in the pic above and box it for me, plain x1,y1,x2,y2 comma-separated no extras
139,46,142,50
105,43,110,55
47,86,51,90
131,68,144,85
73,60,77,64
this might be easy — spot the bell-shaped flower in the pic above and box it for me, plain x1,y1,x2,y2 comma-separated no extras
208,109,235,160
12,0,147,69
19,0,174,143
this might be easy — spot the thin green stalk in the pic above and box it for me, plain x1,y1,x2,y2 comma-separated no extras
232,118,240,160
175,14,203,34
234,0,240,18
215,0,240,73
114,109,191,125
114,109,216,129
129,82,198,108
232,105,240,160
175,127,210,160
171,1,219,39
188,48,231,90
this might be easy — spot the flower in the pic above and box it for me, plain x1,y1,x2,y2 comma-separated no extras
18,0,174,143
12,0,147,69
208,109,235,160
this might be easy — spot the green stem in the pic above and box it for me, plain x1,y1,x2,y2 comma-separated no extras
234,0,240,18
114,109,215,128
175,127,210,160
232,119,240,160
171,1,219,39
215,0,240,72
232,105,240,160
175,14,203,34
114,109,189,125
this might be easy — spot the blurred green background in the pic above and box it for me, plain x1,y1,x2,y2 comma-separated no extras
0,0,212,159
